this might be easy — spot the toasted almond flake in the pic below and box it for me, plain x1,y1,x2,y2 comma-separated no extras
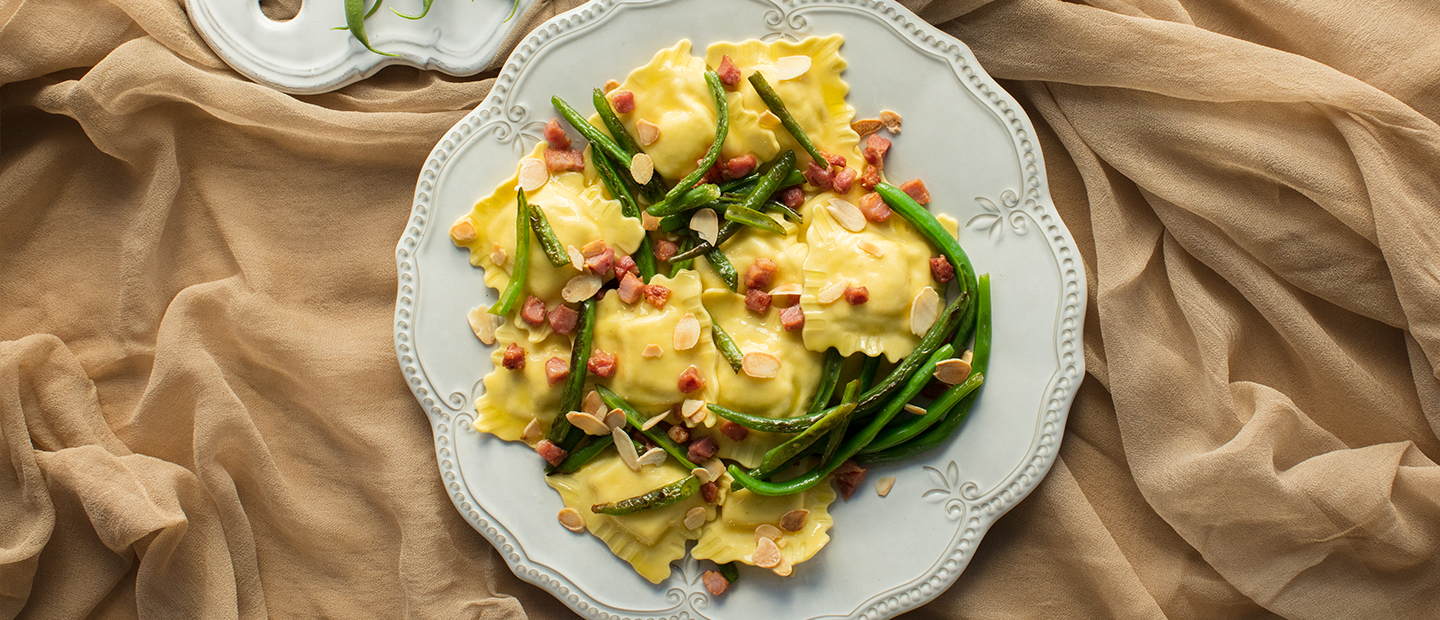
904,404,927,416
566,411,611,436
779,509,809,532
583,390,604,417
613,427,641,471
753,536,782,568
703,458,724,482
603,79,620,93
775,55,812,80
880,109,903,133
450,219,478,243
562,273,603,302
637,447,667,467
857,239,887,257
876,476,897,497
962,350,974,364
518,157,549,191
772,557,793,577
755,524,783,542
467,306,500,345
934,358,973,385
642,411,670,431
690,209,719,246
630,153,654,184
489,244,508,267
742,352,780,379
603,408,627,431
769,283,803,297
641,212,661,231
581,239,608,257
692,467,713,484
910,286,940,336
826,198,866,232
817,280,848,304
673,313,701,351
758,110,781,128
566,245,585,270
681,399,706,420
636,119,661,145
850,118,884,137
522,418,542,442
558,508,586,532
642,343,664,358
684,506,708,530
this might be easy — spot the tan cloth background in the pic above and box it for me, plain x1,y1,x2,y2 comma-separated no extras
3,0,1438,617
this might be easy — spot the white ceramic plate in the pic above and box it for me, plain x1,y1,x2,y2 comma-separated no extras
394,0,1085,617
186,0,538,94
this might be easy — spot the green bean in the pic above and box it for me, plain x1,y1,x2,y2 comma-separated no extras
670,237,695,277
858,356,882,390
703,248,739,291
553,95,632,168
649,184,721,217
589,147,658,281
711,323,745,373
859,274,993,464
862,372,984,454
747,73,827,169
344,0,399,57
592,89,667,202
854,290,969,412
646,71,728,215
723,203,785,234
820,379,860,466
707,402,850,434
764,201,803,223
733,150,795,224
876,182,979,314
527,206,571,268
592,475,700,516
759,385,858,476
718,171,763,193
543,299,596,454
808,348,844,414
390,0,432,19
595,385,698,470
729,346,954,496
670,221,742,262
489,192,532,317
717,562,739,584
659,213,687,233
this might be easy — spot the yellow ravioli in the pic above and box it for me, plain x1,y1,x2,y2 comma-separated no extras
472,322,571,442
691,481,836,569
591,272,720,419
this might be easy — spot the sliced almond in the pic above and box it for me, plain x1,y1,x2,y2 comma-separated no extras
522,418,542,442
641,212,661,231
962,350,974,364
753,536,782,568
817,280,848,304
759,110,781,128
934,358,973,385
880,109,903,133
518,157,549,191
642,410,670,431
630,152,654,185
637,447,667,467
779,509,809,532
583,390,605,417
450,219,478,243
904,404,927,416
558,507,586,532
771,556,793,577
683,506,708,530
581,239,608,258
566,411,611,436
613,427,641,471
876,476,897,497
826,198,866,232
692,466,713,484
681,399,707,422
703,458,724,482
775,55,812,81
857,239,887,258
742,352,780,379
690,208,719,246
566,245,585,271
467,306,500,345
910,286,940,336
603,79,620,93
755,523,783,542
850,118,884,138
673,313,701,351
769,283,803,305
603,408,627,431
489,244,508,267
562,273,603,302
636,119,661,145
642,343,664,358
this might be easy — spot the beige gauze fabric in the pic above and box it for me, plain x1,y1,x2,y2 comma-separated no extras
1,0,1437,617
